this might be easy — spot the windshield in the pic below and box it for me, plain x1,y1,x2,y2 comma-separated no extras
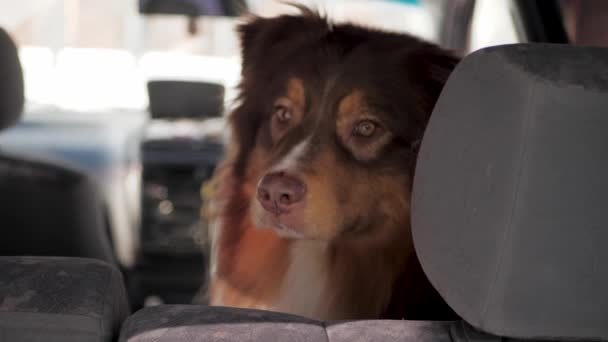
1,0,447,112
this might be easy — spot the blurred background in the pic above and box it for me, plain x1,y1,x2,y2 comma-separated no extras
0,0,602,310
0,0,524,111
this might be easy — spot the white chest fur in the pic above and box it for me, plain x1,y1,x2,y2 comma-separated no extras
273,240,332,320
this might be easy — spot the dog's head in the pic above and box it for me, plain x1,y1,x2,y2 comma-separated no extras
228,10,458,241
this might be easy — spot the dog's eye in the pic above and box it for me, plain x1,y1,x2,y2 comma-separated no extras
353,120,377,137
274,105,292,124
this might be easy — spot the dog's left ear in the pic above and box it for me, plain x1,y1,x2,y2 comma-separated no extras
406,47,460,119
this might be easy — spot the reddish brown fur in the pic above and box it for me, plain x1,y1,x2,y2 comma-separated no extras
204,9,459,320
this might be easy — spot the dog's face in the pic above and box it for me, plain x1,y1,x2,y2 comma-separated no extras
229,12,457,241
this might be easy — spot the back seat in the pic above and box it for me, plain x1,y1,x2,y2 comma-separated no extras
119,305,457,342
118,43,608,342
0,256,129,341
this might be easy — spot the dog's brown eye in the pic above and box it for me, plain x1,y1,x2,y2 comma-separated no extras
353,120,376,137
274,105,292,123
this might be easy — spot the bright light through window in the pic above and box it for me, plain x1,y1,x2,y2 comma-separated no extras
1,0,444,112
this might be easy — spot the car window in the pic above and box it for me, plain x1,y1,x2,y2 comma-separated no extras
468,0,521,52
0,0,449,112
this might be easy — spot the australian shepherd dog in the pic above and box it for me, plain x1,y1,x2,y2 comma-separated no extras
203,7,459,320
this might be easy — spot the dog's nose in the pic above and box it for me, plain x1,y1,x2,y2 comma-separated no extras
257,172,306,215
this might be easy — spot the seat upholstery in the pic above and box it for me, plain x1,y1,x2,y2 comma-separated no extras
413,44,608,341
119,305,457,342
0,151,116,263
0,256,129,342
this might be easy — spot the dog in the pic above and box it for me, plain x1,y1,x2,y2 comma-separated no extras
203,7,459,320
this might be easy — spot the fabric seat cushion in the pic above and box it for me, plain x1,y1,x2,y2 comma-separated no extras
0,256,129,342
119,305,456,342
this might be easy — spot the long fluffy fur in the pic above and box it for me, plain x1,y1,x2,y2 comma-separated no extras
202,9,459,320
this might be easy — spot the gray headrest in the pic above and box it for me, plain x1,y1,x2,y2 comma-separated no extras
412,44,608,341
0,28,24,130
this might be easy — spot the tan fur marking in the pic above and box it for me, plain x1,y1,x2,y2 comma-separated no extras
271,78,306,142
286,78,306,109
336,90,393,161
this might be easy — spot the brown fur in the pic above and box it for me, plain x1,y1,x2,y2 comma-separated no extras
204,9,459,320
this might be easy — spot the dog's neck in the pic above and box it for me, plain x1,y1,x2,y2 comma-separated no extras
274,221,413,320
274,240,330,319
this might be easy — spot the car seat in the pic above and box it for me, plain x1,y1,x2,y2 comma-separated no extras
0,28,116,264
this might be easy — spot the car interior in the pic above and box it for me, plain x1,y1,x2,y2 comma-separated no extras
1,0,608,341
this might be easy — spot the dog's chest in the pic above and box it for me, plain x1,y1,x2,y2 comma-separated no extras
274,240,332,319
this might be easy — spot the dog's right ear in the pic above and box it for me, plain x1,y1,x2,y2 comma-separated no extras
237,16,292,79
237,16,267,68
237,9,327,72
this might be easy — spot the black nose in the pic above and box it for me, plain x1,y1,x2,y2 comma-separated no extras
257,171,306,215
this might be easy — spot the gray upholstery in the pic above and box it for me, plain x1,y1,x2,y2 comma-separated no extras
0,28,23,130
120,305,326,342
119,305,457,342
0,256,129,341
412,44,608,341
0,151,116,264
326,320,454,342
